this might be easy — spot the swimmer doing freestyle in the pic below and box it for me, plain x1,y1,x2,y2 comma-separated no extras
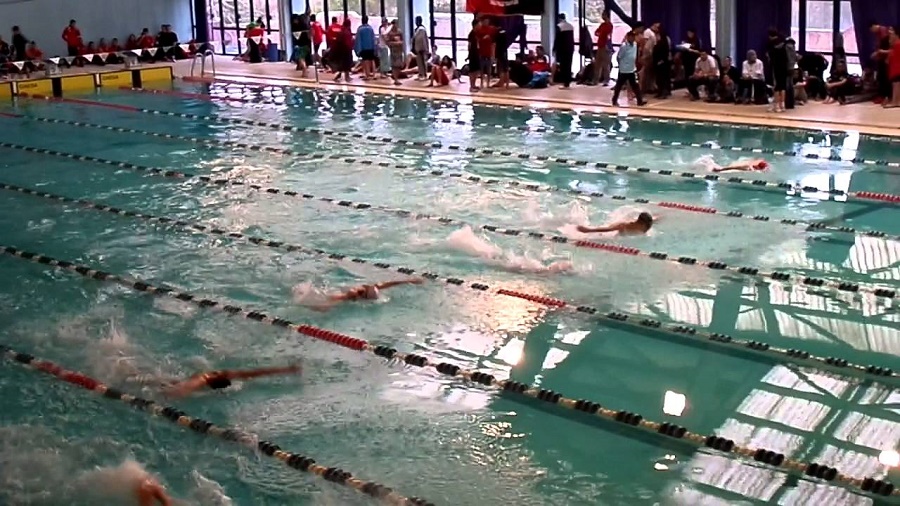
309,278,424,311
162,364,301,398
577,212,656,235
710,159,769,173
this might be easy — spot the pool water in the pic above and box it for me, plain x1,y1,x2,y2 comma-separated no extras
0,81,898,506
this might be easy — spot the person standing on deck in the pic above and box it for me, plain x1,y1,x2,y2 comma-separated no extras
553,14,575,89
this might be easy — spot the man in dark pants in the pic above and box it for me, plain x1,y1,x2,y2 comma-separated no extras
611,31,646,106
61,19,82,57
553,13,575,88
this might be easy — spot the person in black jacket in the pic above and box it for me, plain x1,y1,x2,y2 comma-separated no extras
713,56,741,102
11,26,27,61
798,51,828,100
553,13,575,88
652,25,671,98
766,29,788,112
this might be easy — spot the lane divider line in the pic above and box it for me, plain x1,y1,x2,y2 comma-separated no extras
16,93,900,205
2,181,896,387
1,245,896,499
0,345,435,506
185,78,900,144
1,141,894,303
50,95,900,242
126,86,900,168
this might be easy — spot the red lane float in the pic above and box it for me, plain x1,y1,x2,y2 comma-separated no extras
853,191,900,203
20,93,141,112
496,289,567,307
573,241,641,255
657,202,718,214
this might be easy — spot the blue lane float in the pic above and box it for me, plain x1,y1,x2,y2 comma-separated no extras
0,344,435,506
0,182,896,387
0,246,896,500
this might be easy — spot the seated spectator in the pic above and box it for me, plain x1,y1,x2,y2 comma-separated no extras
125,34,139,50
106,37,123,63
23,40,44,75
81,41,106,65
687,49,719,100
528,54,550,73
137,28,156,61
712,56,740,102
824,60,852,104
157,24,184,60
738,50,766,104
509,56,533,87
671,52,687,89
793,67,808,105
428,55,454,87
798,51,828,100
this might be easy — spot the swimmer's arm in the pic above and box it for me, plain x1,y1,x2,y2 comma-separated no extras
374,278,424,290
138,480,172,506
161,375,207,398
224,364,301,381
576,224,620,233
711,163,749,172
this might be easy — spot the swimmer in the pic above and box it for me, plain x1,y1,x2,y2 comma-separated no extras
309,278,424,311
162,364,301,398
576,212,655,235
710,159,769,173
137,475,172,506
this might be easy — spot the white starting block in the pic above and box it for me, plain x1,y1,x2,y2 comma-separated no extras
124,54,142,69
44,61,61,77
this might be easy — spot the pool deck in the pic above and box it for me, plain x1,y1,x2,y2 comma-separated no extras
171,59,900,138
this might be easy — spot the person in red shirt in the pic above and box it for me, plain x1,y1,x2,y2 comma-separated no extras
310,14,325,63
592,10,613,85
106,37,123,63
326,16,342,50
125,34,138,50
528,54,550,73
62,19,82,57
473,16,497,89
884,29,900,108
23,41,44,76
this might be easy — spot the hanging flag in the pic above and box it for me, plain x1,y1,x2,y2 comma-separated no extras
250,36,262,44
12,61,24,70
180,43,191,52
464,0,543,15
97,53,108,62
131,49,143,57
49,57,60,65
64,56,75,65
293,31,302,39
147,47,158,56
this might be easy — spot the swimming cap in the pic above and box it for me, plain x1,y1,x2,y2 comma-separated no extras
363,285,380,300
754,160,769,170
206,374,232,390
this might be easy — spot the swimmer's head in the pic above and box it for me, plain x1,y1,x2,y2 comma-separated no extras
636,212,653,230
206,374,232,390
753,160,769,171
362,285,380,300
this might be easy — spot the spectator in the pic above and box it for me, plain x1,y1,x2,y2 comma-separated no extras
82,41,105,65
793,67,808,105
138,28,155,49
871,24,893,103
713,56,740,102
492,18,509,89
474,16,496,90
766,28,788,112
738,50,766,104
355,15,376,80
310,14,324,62
591,10,613,86
466,19,481,91
125,34,139,50
652,24,671,98
23,40,44,75
687,49,719,100
107,37,123,64
639,22,659,93
11,26,27,61
411,15,429,80
798,52,829,99
157,24,183,60
294,14,312,76
824,59,852,104
326,16,341,51
388,20,404,85
429,55,454,87
885,28,900,108
377,18,391,77
62,19,82,57
784,37,799,109
611,31,645,106
331,19,353,81
679,28,702,77
553,13,575,89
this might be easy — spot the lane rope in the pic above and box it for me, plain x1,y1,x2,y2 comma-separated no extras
184,77,900,144
1,140,894,303
126,86,900,168
2,181,896,387
0,345,434,506
0,245,896,499
53,94,900,242
15,93,900,205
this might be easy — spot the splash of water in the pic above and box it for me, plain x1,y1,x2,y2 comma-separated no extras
446,226,572,274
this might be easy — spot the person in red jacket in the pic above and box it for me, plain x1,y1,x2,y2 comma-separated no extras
326,16,342,49
310,14,325,61
62,19,82,57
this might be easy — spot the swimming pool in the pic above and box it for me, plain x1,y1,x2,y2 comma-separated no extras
0,80,898,505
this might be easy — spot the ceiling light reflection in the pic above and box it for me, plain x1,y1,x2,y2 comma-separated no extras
879,450,899,467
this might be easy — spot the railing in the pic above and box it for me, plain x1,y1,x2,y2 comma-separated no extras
190,49,216,79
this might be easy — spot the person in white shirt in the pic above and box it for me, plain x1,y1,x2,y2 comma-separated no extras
639,22,659,93
687,49,719,100
738,49,766,104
